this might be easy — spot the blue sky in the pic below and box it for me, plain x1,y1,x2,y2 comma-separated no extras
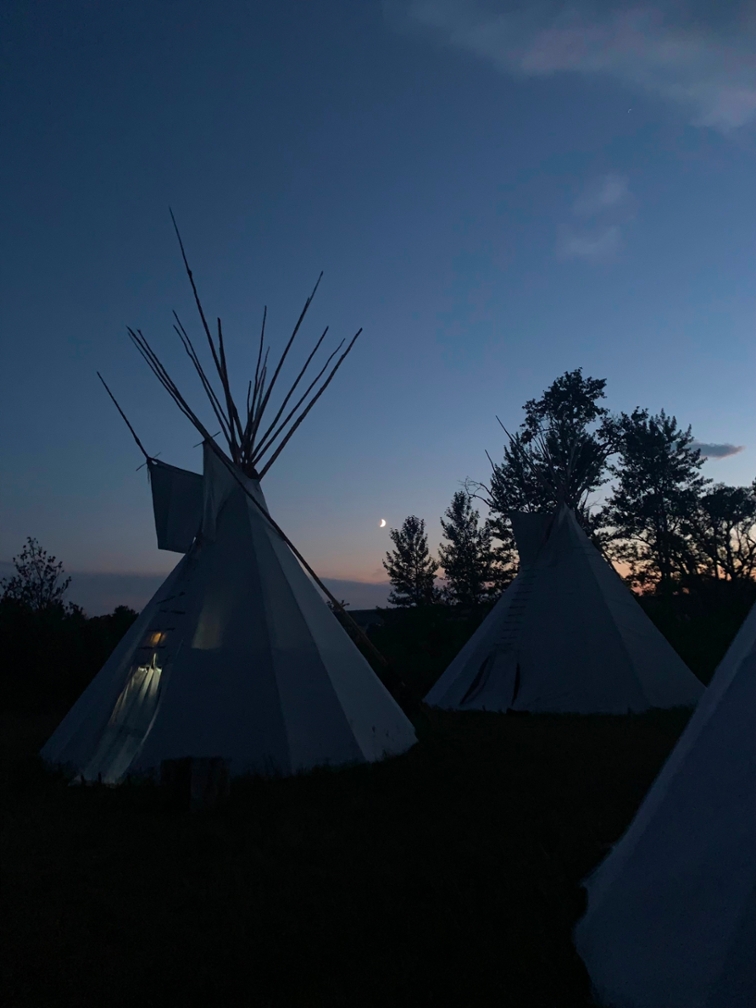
1,1,754,611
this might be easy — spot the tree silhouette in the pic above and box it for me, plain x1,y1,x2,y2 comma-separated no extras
477,369,617,562
383,516,439,607
1,538,71,611
689,482,756,582
439,491,508,605
605,409,709,592
468,371,755,595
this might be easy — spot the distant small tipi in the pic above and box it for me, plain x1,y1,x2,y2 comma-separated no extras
42,233,415,783
574,599,756,1007
425,506,704,714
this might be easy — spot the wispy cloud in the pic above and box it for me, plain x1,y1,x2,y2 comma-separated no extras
557,173,631,259
692,441,745,459
391,1,756,130
573,173,629,216
557,223,622,259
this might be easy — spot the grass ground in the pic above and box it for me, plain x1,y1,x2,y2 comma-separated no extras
1,707,693,1008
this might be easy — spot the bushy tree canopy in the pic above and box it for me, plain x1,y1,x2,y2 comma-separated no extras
475,372,755,594
604,409,710,591
492,371,616,520
689,482,756,582
479,369,617,568
1,538,71,611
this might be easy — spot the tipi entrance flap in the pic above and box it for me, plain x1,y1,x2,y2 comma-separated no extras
149,459,203,553
39,556,193,777
82,655,164,782
461,649,519,709
424,577,526,709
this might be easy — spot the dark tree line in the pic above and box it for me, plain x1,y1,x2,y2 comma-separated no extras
0,539,137,712
385,370,756,606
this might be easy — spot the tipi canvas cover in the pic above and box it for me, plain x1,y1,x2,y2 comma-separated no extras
42,445,415,783
574,600,756,1007
42,237,415,782
425,506,704,714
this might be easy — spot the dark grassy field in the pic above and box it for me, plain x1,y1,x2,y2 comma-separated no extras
2,707,694,1008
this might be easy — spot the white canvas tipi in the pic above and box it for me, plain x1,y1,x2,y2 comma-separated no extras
42,253,415,783
425,506,704,714
574,599,756,1007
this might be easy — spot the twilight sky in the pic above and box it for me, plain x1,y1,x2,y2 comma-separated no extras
1,0,755,612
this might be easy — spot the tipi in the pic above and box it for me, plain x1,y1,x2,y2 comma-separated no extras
425,506,704,714
574,599,756,1007
42,240,416,783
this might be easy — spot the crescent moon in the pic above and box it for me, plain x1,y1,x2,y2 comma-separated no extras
379,519,386,528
